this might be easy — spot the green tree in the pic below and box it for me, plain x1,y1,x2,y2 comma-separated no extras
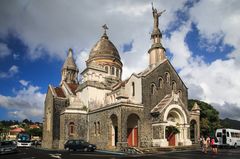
188,99,221,137
27,128,42,137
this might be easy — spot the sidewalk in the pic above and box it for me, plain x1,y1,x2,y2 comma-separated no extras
139,144,201,154
32,144,201,155
95,149,126,155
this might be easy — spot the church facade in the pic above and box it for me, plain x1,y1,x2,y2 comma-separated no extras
42,6,200,150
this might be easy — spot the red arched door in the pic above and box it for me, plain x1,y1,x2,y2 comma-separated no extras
168,133,175,146
127,127,138,147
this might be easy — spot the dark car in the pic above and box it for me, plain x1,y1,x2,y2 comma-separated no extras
0,140,18,155
64,139,96,152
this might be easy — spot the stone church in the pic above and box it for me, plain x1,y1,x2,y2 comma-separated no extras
42,6,200,150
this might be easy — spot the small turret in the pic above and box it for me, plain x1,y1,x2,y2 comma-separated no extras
61,48,79,84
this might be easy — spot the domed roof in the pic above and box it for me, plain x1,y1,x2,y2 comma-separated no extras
88,32,121,61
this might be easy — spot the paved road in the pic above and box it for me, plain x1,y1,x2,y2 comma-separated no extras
1,147,240,159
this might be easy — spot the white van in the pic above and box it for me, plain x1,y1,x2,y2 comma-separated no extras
215,128,240,148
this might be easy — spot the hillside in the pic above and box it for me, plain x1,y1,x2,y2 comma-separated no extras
220,118,240,130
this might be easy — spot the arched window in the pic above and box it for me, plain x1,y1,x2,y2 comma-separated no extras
97,122,100,135
178,90,182,98
132,82,135,96
151,83,156,95
111,67,115,75
116,68,119,77
172,81,176,91
159,77,163,88
94,122,97,135
165,72,170,84
69,122,75,135
105,66,109,73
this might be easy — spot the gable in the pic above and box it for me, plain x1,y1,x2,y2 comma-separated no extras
141,60,188,113
142,60,187,90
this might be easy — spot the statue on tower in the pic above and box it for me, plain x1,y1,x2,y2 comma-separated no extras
152,3,165,29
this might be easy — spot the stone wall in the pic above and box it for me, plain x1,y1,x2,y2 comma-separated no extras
88,104,143,150
141,61,188,147
59,112,88,149
52,98,68,149
42,89,54,149
88,106,121,150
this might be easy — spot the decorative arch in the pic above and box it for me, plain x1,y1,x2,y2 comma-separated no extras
132,82,135,96
105,65,109,73
69,122,75,136
163,104,188,124
116,68,119,77
151,83,156,95
159,77,163,88
178,90,182,98
94,122,97,135
111,66,115,75
165,72,170,84
172,81,176,91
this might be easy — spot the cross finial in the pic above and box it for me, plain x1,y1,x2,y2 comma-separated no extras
102,24,108,34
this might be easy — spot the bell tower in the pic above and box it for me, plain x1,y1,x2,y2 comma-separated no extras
148,3,166,68
61,48,79,84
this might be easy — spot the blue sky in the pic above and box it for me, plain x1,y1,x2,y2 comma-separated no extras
0,0,240,122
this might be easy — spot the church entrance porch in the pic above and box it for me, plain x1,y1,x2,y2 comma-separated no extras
127,114,139,147
163,104,192,146
152,104,192,147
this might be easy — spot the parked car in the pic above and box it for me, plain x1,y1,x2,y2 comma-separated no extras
64,139,96,152
0,140,18,155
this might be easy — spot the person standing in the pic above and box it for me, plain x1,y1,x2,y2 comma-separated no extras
206,136,211,150
211,137,218,154
203,137,207,153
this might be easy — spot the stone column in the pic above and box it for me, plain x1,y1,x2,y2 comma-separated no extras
117,112,128,150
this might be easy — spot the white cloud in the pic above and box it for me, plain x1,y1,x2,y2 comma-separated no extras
164,22,192,69
0,42,11,58
0,83,45,121
190,0,240,58
19,80,29,86
0,65,19,78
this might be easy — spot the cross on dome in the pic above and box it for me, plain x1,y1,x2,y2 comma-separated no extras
102,24,108,33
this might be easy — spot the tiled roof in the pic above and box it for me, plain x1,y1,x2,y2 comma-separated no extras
67,83,78,95
10,127,25,133
151,94,172,113
29,125,40,129
55,87,65,98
